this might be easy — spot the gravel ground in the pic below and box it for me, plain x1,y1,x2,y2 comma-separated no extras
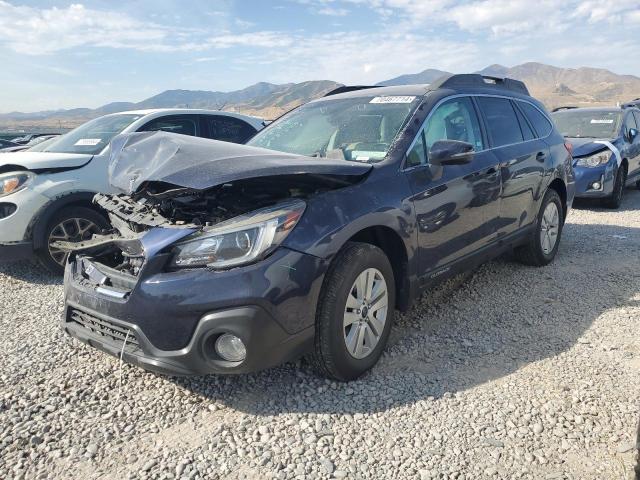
1,189,640,480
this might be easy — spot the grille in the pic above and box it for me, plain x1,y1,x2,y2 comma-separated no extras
68,308,141,351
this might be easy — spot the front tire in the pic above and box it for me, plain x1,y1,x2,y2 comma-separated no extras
601,166,625,209
311,242,395,381
514,188,564,267
35,206,108,274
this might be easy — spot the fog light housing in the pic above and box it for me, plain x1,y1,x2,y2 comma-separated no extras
214,334,246,362
591,181,601,190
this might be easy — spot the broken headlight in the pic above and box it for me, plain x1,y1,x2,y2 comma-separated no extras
575,151,611,168
0,171,34,198
170,200,306,269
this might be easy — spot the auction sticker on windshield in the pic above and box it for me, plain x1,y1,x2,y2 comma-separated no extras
74,138,102,146
370,96,416,104
590,119,614,124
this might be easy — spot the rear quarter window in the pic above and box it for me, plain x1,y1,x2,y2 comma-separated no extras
519,102,553,138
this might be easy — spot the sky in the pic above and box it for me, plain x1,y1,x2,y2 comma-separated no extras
1,0,640,113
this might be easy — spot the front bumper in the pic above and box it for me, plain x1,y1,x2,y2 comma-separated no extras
0,186,50,244
62,247,326,375
573,163,615,198
62,302,314,375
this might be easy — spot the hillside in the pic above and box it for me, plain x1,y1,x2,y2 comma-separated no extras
376,68,450,86
1,62,639,130
477,62,640,109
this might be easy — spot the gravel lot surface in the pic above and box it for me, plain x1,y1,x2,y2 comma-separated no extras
1,189,639,480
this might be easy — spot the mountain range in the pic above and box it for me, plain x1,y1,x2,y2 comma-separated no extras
2,62,639,130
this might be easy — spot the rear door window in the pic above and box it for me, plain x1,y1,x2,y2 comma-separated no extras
476,97,523,147
204,115,257,144
139,115,199,136
519,102,553,138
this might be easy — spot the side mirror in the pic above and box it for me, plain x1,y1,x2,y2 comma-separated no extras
429,140,474,166
628,128,638,142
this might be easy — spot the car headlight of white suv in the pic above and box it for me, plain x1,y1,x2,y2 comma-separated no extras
575,151,611,168
0,171,35,198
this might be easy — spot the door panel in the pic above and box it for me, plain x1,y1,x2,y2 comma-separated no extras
405,96,501,276
493,141,547,238
475,97,546,238
407,152,501,274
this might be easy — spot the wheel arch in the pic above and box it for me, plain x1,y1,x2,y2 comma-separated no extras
345,225,411,312
30,191,105,250
547,177,567,220
621,157,629,175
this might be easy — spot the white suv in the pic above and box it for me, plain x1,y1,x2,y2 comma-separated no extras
0,109,264,273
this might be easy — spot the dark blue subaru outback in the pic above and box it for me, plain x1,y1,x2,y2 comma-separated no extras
60,75,575,381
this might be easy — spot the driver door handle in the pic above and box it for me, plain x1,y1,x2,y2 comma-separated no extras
536,152,547,162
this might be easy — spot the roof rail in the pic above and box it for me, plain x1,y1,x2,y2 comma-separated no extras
323,85,381,97
551,106,579,112
429,74,530,95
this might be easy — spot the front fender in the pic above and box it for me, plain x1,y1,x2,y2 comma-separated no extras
284,167,416,259
30,191,102,249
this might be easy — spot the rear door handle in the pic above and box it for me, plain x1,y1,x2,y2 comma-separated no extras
485,166,498,175
536,152,547,162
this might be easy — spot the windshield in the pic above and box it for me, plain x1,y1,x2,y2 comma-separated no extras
551,110,621,139
40,114,143,155
247,95,420,162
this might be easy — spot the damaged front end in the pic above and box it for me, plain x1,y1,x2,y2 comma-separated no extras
56,131,371,286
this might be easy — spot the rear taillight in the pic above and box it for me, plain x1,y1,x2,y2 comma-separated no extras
564,141,573,156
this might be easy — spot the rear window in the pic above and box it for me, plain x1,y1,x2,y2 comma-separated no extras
476,97,523,147
519,102,553,138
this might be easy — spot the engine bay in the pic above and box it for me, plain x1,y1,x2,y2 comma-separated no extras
57,173,360,276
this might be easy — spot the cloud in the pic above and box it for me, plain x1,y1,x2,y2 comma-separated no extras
317,6,350,15
0,1,177,54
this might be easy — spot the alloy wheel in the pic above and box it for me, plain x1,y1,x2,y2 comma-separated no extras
343,268,388,359
48,218,100,266
539,202,560,255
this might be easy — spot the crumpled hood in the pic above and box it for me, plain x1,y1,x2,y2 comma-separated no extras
0,150,93,171
108,131,373,194
567,137,618,158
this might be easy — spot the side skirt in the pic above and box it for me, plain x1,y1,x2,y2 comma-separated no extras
416,225,535,293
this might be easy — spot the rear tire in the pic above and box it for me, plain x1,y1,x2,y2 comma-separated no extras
35,206,108,275
514,189,564,267
310,242,395,381
601,166,625,209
